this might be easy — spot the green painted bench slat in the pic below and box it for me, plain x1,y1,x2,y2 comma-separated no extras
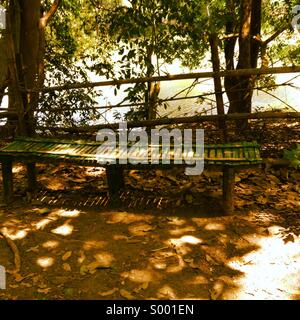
0,136,262,214
0,137,262,166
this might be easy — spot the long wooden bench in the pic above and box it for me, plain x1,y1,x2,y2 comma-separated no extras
0,137,262,214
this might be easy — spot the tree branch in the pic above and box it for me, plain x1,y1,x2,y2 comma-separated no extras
262,23,289,46
260,23,290,67
40,0,62,29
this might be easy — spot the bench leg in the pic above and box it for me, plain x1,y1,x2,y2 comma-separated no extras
2,160,13,204
106,166,124,195
222,166,235,215
27,162,37,197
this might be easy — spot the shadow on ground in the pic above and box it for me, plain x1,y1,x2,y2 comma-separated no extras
0,163,299,300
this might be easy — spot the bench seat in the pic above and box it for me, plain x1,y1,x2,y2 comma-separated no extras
0,137,262,214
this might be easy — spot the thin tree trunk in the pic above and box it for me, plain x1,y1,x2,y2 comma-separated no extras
209,33,225,131
224,2,239,114
145,45,159,120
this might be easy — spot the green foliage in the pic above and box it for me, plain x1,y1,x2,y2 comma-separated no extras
39,0,120,126
37,0,300,125
284,145,300,169
37,66,101,127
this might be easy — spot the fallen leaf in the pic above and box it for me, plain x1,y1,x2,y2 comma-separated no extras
175,199,181,207
235,199,252,207
185,194,194,204
14,274,26,283
120,289,136,300
257,195,268,205
36,208,51,215
20,282,32,288
133,282,149,293
80,265,89,275
183,258,194,263
128,223,154,236
283,234,295,244
80,260,112,275
205,254,219,265
210,281,224,300
38,283,48,289
268,175,281,184
94,253,114,267
62,251,72,261
78,250,86,264
63,263,72,272
32,275,43,285
26,245,39,253
73,178,86,183
64,288,74,296
127,239,142,244
155,170,163,177
86,260,111,273
98,288,119,297
37,288,51,294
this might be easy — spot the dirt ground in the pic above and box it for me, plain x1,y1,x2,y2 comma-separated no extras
0,163,299,300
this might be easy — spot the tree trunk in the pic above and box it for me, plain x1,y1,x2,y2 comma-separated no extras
145,45,159,120
224,0,239,114
224,0,262,129
18,0,41,136
3,0,60,135
6,0,24,133
209,33,225,131
0,1,20,128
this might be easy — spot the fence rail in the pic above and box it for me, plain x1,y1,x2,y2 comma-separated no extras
37,111,300,133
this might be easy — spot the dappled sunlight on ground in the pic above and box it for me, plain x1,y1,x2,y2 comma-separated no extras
82,240,107,251
104,212,153,225
51,222,74,236
0,201,299,299
12,165,23,174
121,269,160,283
169,226,197,236
169,235,202,246
35,218,56,230
54,209,81,218
42,240,60,250
37,257,55,269
0,157,299,299
204,223,225,231
1,227,28,240
224,230,300,299
85,167,106,177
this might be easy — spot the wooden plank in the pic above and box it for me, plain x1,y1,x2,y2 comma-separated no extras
248,146,256,160
222,166,235,215
2,160,13,204
27,162,37,197
244,144,251,161
217,147,223,160
0,139,262,167
15,136,106,146
106,166,124,194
